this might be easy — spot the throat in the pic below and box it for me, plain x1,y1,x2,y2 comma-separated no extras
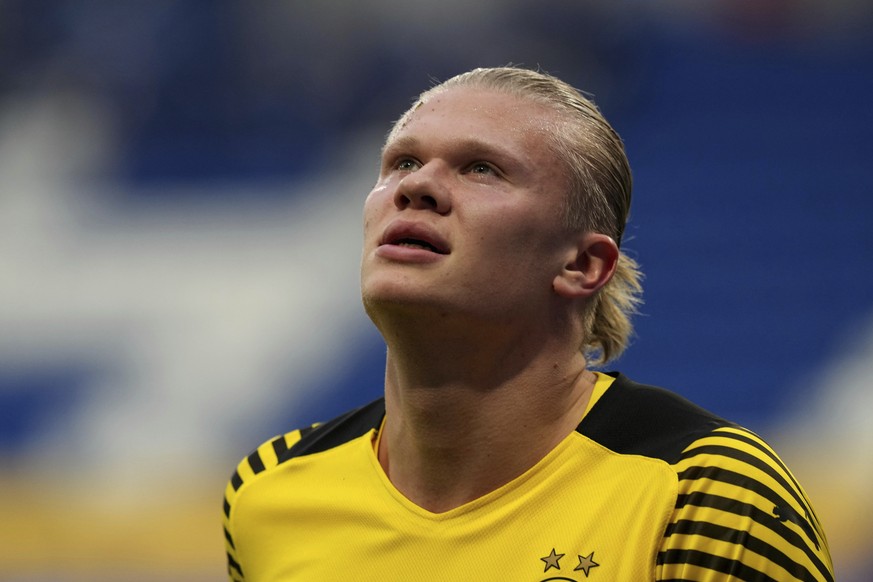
377,365,598,513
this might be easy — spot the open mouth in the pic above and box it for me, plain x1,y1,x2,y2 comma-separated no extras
381,222,451,256
393,238,447,254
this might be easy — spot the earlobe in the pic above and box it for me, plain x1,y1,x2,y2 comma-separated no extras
552,234,619,299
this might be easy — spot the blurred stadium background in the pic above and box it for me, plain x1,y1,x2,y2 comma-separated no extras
1,1,871,580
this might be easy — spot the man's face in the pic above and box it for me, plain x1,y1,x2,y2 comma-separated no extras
361,86,576,324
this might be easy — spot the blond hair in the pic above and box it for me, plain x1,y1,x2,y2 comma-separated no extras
390,66,643,365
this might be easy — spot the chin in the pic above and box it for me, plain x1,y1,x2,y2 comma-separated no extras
363,285,430,309
361,280,449,319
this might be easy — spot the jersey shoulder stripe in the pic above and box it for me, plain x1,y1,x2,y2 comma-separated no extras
576,372,734,462
659,427,833,581
576,374,832,580
278,398,386,462
225,397,385,503
222,398,385,582
223,430,307,582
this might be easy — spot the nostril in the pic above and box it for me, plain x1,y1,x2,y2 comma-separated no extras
394,193,412,208
421,195,438,208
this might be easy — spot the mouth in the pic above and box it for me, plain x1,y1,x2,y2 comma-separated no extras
391,237,447,254
381,222,450,255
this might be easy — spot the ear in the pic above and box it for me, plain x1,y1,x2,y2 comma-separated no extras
552,233,619,300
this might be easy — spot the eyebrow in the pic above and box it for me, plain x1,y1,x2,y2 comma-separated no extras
381,135,419,158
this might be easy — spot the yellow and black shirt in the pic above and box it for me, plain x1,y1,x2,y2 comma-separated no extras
223,372,832,581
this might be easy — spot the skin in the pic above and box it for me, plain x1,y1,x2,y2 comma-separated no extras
360,86,619,513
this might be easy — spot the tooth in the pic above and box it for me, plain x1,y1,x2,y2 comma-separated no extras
397,240,435,251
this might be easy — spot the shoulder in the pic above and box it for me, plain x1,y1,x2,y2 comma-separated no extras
658,425,833,580
577,372,734,462
276,398,387,462
227,397,385,496
581,373,833,579
222,398,385,581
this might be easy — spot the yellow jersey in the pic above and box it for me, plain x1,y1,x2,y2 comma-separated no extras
223,372,832,581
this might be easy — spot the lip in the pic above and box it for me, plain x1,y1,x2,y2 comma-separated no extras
378,220,451,258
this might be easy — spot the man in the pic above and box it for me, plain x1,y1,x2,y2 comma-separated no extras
223,67,833,581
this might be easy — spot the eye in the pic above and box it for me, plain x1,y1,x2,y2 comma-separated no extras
468,162,498,176
395,158,420,172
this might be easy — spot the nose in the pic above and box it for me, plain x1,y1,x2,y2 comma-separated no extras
393,162,452,214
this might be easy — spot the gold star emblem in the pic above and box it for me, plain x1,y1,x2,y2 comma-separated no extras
574,552,600,577
540,548,564,572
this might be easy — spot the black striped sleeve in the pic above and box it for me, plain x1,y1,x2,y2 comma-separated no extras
656,427,834,581
222,426,313,582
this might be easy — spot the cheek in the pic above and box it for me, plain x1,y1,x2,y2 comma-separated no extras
367,183,389,202
363,186,388,229
476,212,566,275
364,179,394,208
477,206,555,248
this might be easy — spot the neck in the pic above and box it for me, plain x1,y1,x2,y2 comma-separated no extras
374,309,596,513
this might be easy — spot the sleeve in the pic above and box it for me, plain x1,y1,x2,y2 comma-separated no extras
223,427,313,582
655,426,834,581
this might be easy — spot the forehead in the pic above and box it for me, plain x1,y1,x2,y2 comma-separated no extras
385,87,558,152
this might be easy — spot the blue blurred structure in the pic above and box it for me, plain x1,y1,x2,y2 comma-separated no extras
0,2,871,580
616,34,873,427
